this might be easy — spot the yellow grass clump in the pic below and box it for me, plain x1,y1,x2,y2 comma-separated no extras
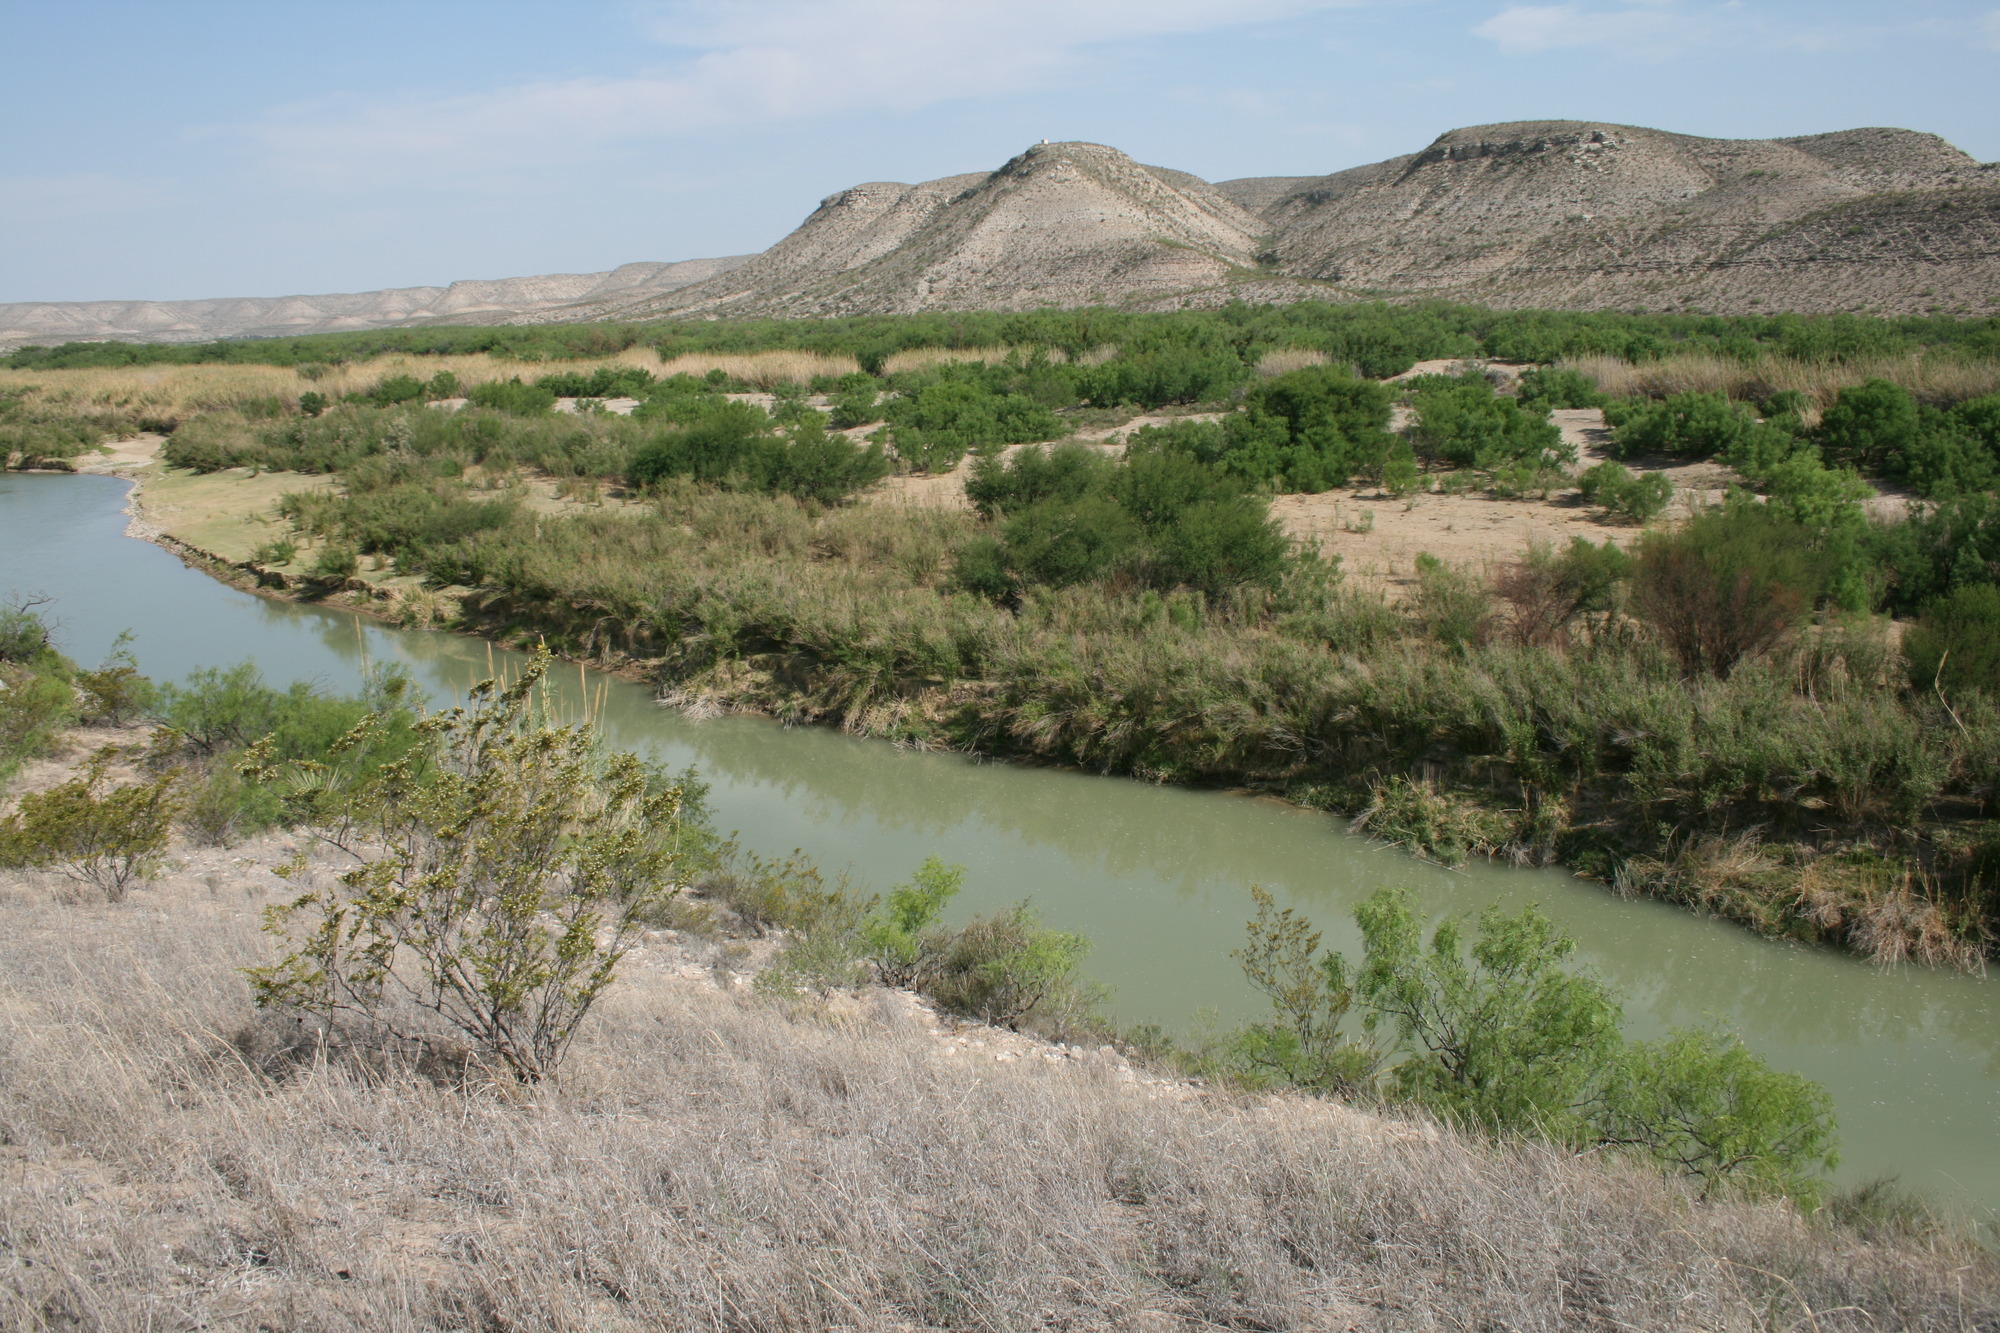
1256,347,1334,377
650,349,861,387
0,348,870,418
1568,351,2000,410
877,346,1017,375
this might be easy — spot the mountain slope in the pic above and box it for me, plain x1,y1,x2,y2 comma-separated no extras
1238,121,2000,313
575,142,1268,321
0,256,751,348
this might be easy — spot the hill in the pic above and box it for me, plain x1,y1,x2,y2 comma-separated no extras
0,255,751,348
1245,121,2000,314
588,142,1269,319
9,120,1996,346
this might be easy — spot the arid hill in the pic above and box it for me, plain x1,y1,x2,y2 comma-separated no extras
571,142,1268,320
0,255,750,348
11,120,1996,346
1238,121,2000,314
520,122,2000,322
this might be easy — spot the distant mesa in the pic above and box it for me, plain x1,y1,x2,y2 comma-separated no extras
8,120,1996,347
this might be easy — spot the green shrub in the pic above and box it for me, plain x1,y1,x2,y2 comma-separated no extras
246,650,694,1083
1493,538,1631,646
626,404,887,503
1002,496,1140,589
297,391,328,418
1233,888,1840,1200
1904,584,2000,698
964,443,1114,518
1411,553,1493,651
1407,372,1568,471
0,751,181,900
368,374,428,406
1515,365,1604,411
1818,378,1919,474
915,902,1092,1030
879,376,1067,473
1632,506,1815,676
828,376,880,429
1609,391,1756,460
1380,439,1422,497
1576,460,1674,522
0,605,52,663
1214,366,1397,491
467,378,557,415
311,543,360,582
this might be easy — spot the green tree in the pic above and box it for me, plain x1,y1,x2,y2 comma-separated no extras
1234,888,1840,1199
863,855,963,987
1355,889,1623,1140
1602,1028,1838,1202
246,649,693,1083
1233,887,1378,1094
1818,378,1919,474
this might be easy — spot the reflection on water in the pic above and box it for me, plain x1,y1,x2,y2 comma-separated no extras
4,471,1995,1215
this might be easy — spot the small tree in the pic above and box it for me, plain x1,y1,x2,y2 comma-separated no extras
863,855,963,987
1631,509,1813,677
1355,889,1624,1140
246,649,690,1083
0,749,181,900
1233,887,1379,1094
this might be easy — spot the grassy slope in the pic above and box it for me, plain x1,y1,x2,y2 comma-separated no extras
0,842,1989,1330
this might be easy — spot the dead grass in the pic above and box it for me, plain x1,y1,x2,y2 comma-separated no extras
0,348,869,418
878,346,1016,375
0,852,1990,1330
1255,347,1333,376
1570,351,2000,410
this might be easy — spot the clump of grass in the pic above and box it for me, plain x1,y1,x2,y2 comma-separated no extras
1254,346,1334,376
1569,351,2000,410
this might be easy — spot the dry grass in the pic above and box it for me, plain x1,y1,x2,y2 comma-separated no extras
878,346,1017,375
0,349,870,418
649,349,862,387
0,851,1991,1331
1570,352,2000,410
1256,347,1334,377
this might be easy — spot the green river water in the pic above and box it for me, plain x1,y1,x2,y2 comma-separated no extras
4,471,1995,1216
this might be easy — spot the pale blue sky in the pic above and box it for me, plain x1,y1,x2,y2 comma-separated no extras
5,0,1997,303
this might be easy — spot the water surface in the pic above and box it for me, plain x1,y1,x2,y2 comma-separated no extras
5,471,1995,1215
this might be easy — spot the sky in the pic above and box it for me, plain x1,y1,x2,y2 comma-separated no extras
4,0,1998,304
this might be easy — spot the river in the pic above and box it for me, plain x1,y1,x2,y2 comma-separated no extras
5,470,1996,1215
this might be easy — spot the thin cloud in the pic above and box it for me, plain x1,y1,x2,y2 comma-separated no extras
247,0,1361,186
1474,2,1918,59
1473,3,1705,55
